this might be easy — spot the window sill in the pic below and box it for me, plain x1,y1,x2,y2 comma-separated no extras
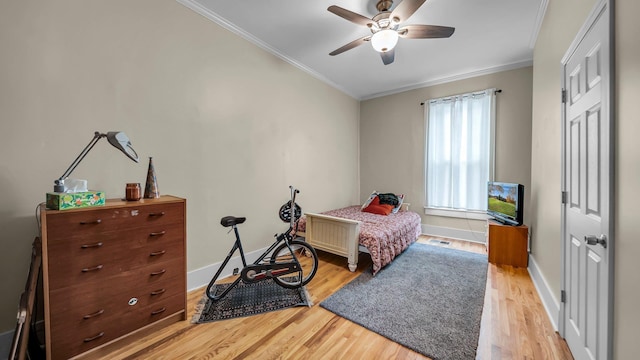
424,207,490,220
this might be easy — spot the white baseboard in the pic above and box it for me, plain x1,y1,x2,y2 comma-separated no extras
187,245,270,292
422,224,487,244
528,254,560,331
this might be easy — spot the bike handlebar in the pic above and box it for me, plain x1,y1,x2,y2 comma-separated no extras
289,185,300,229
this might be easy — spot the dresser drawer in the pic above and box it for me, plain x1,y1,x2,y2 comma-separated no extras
46,219,184,249
46,228,184,290
49,272,184,333
50,292,185,360
45,202,184,240
49,248,185,291
49,269,184,321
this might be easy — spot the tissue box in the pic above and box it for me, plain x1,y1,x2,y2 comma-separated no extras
46,191,106,210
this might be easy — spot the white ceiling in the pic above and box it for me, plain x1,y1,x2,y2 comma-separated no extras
178,0,545,100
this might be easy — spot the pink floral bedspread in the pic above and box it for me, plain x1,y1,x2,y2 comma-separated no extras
296,206,421,275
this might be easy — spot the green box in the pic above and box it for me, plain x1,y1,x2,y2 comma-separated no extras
46,191,106,210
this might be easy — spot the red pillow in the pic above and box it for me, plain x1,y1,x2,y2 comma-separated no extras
362,197,394,215
363,204,394,215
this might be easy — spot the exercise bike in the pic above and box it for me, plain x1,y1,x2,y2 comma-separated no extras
205,186,318,301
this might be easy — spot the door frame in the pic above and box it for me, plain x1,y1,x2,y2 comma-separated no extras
559,0,615,358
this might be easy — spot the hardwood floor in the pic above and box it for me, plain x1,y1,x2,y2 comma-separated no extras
106,236,573,359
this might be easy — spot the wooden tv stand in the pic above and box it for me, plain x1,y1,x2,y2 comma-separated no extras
487,221,529,267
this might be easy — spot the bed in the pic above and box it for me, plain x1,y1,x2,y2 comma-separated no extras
295,204,421,275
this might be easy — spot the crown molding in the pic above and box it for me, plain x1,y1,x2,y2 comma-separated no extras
529,0,549,49
176,0,359,99
360,59,534,101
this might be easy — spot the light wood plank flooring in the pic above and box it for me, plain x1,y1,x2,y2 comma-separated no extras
106,236,573,359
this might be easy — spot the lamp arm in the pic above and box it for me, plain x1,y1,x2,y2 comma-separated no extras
54,131,105,188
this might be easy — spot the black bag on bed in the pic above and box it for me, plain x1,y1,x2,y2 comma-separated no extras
377,193,399,206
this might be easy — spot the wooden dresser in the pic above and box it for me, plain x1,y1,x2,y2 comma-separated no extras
39,195,186,359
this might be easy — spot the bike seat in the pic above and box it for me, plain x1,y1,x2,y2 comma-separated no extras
220,216,246,227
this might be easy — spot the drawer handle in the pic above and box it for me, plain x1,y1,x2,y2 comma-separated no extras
81,265,103,272
149,212,166,217
150,231,166,237
83,332,105,343
83,309,105,319
150,288,166,296
150,269,166,276
81,242,103,249
79,219,102,225
151,307,166,316
150,250,166,257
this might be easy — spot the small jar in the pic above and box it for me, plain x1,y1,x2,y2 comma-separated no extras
126,183,141,201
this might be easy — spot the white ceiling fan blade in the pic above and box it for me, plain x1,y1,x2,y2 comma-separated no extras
328,5,373,27
390,0,427,23
398,25,455,39
329,36,371,56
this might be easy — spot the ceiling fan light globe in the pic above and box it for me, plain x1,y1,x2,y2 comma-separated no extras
371,29,398,52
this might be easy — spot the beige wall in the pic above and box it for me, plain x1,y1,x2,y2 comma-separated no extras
530,0,597,307
360,67,533,237
533,0,640,358
0,0,359,332
612,0,639,358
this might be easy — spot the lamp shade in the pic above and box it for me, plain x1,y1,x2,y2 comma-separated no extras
106,132,139,163
371,29,399,52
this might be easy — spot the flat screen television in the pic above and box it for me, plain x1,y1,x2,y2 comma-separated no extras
487,181,524,226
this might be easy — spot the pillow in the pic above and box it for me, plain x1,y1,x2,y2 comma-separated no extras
391,194,405,214
363,203,395,215
361,191,379,210
362,197,394,215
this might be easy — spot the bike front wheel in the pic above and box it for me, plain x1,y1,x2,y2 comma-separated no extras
271,240,318,289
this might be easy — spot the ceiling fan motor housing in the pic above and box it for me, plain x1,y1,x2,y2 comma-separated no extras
377,0,394,12
371,12,396,32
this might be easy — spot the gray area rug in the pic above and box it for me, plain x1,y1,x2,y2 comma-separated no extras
320,243,487,360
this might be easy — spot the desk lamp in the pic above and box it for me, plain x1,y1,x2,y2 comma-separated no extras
53,131,139,193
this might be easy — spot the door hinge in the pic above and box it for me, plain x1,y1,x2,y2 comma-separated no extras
561,290,566,303
561,89,567,103
561,191,568,204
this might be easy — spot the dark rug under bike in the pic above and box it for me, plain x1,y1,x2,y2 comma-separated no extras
192,278,312,323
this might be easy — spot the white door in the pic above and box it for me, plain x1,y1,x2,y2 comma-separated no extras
561,1,613,360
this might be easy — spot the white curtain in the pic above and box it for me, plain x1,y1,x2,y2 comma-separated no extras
425,89,495,211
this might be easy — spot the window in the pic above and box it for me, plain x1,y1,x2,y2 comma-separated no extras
424,88,495,216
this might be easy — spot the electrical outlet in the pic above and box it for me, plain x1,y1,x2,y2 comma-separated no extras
233,267,239,276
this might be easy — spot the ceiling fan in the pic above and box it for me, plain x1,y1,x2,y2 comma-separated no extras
328,0,455,65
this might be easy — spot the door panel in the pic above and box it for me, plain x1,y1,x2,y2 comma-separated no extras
569,117,581,208
568,236,581,328
586,249,601,356
586,107,601,216
561,2,612,360
586,46,601,90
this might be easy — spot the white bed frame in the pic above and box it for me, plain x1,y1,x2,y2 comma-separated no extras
301,212,362,272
